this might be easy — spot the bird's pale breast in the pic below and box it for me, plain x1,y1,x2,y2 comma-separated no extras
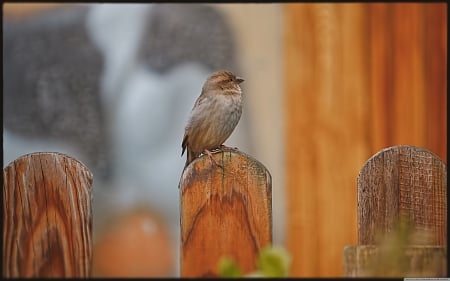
187,93,241,153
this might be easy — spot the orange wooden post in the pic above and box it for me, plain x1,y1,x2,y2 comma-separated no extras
344,145,447,277
179,150,272,277
3,152,93,277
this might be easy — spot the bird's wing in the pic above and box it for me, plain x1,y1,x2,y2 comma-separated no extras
194,93,208,108
181,132,188,156
181,91,209,156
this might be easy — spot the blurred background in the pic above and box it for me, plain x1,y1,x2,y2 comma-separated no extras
2,3,446,277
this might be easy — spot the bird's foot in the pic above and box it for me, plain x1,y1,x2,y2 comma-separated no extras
203,149,224,169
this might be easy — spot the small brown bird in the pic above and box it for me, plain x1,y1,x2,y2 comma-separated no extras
182,70,244,168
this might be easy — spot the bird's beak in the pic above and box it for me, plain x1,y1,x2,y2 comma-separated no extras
236,77,244,84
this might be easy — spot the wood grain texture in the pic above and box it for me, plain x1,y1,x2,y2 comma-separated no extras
369,3,447,161
284,3,370,277
285,3,447,277
423,4,447,161
369,3,393,150
344,145,447,277
392,4,427,148
179,150,272,277
344,245,447,277
357,145,447,246
3,152,93,277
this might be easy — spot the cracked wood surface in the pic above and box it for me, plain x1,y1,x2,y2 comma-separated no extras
343,145,447,277
179,150,272,277
357,145,447,246
3,152,93,277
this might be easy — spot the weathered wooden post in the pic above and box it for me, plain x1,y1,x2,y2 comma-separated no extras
179,150,272,277
344,145,447,277
2,152,93,277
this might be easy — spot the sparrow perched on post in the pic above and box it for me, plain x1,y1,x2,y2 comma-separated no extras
182,70,244,168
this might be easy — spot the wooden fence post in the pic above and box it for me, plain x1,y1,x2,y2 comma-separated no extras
2,152,93,277
179,149,272,277
343,145,447,277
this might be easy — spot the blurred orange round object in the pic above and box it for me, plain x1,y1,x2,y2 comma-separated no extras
92,209,175,277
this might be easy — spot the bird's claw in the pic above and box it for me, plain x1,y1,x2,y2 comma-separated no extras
203,149,224,169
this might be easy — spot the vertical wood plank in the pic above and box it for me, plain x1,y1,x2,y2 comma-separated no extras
179,150,272,277
344,145,447,277
285,3,447,276
392,4,427,148
369,3,447,161
424,3,447,161
358,146,447,246
3,152,93,277
285,4,319,276
284,3,370,277
344,245,447,277
369,3,393,150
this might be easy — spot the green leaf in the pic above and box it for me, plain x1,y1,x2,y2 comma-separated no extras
218,257,242,278
256,245,292,277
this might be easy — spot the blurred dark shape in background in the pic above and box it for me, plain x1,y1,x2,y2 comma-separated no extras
3,4,248,277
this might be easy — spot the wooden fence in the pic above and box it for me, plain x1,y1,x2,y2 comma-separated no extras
285,3,447,276
179,150,272,277
344,145,447,277
2,152,93,277
3,146,446,277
